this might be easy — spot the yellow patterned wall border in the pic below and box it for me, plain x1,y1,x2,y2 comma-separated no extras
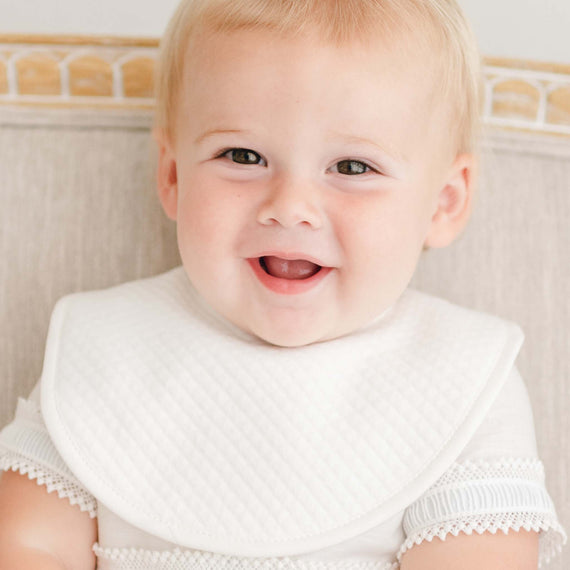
0,35,157,110
484,57,570,137
1,36,569,136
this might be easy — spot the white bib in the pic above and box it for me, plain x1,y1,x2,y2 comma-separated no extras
40,267,523,557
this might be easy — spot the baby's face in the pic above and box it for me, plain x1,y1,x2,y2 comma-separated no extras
158,29,469,346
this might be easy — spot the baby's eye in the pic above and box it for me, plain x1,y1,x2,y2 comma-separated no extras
335,160,372,175
220,148,266,166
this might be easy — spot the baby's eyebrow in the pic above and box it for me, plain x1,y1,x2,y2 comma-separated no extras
328,131,407,164
194,128,252,145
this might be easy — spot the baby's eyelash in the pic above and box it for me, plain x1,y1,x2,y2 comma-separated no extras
334,159,376,175
215,148,266,166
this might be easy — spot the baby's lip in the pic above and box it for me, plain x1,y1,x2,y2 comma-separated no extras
251,251,331,268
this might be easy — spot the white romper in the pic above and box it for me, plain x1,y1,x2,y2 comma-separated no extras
0,267,566,569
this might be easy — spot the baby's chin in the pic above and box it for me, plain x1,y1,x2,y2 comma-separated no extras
243,313,373,348
253,331,336,348
237,312,337,348
248,299,402,347
254,329,331,348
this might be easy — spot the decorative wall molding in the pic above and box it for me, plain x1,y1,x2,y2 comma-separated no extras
484,57,570,137
1,36,569,137
0,35,157,111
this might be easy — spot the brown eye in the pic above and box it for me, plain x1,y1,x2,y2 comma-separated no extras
336,160,370,175
226,148,264,165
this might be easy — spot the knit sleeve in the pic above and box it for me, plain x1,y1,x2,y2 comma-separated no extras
0,381,98,518
397,368,566,568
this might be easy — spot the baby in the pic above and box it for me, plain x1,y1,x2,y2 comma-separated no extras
0,0,566,569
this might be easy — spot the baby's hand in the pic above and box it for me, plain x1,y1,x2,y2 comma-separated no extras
0,470,97,569
400,529,539,569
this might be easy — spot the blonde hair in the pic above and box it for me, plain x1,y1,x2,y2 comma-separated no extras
155,0,481,154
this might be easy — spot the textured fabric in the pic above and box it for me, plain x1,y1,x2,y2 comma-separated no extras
39,267,524,556
1,362,564,567
92,546,398,570
91,366,553,558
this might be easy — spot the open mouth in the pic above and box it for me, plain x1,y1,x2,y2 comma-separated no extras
259,256,322,280
248,255,331,295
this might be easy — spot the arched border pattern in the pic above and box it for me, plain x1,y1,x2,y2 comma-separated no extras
0,36,157,110
0,36,569,136
484,61,570,136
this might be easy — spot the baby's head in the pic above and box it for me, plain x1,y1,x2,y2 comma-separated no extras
154,0,481,347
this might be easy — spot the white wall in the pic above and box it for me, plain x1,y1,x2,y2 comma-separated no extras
0,0,569,64
460,0,570,64
0,0,179,39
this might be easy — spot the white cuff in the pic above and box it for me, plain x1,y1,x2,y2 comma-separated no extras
398,458,567,568
0,449,98,518
0,396,98,518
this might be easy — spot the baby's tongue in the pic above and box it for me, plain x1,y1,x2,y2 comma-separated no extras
262,256,320,280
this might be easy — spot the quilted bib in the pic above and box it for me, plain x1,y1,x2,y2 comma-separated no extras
40,267,523,557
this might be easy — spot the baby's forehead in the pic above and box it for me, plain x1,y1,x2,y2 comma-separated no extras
185,25,440,87
182,27,444,117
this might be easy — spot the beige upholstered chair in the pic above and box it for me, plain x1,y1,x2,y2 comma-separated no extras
0,39,569,568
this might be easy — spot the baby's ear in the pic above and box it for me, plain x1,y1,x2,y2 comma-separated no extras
424,153,477,249
153,127,178,221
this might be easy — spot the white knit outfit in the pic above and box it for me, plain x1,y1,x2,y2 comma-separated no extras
0,267,566,569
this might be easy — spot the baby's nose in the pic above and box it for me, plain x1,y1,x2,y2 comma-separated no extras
256,177,324,229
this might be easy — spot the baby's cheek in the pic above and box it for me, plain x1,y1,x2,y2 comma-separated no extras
177,194,224,251
343,223,422,303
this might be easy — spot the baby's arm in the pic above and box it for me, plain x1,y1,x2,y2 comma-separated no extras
400,529,539,569
0,382,99,569
0,469,97,569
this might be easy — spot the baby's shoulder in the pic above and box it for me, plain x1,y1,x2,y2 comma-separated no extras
457,366,538,461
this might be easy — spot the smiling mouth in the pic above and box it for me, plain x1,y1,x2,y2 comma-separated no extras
259,256,322,280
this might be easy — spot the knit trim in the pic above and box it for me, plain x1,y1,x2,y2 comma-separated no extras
0,450,98,518
428,457,545,485
399,458,567,568
398,512,565,568
93,544,397,570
